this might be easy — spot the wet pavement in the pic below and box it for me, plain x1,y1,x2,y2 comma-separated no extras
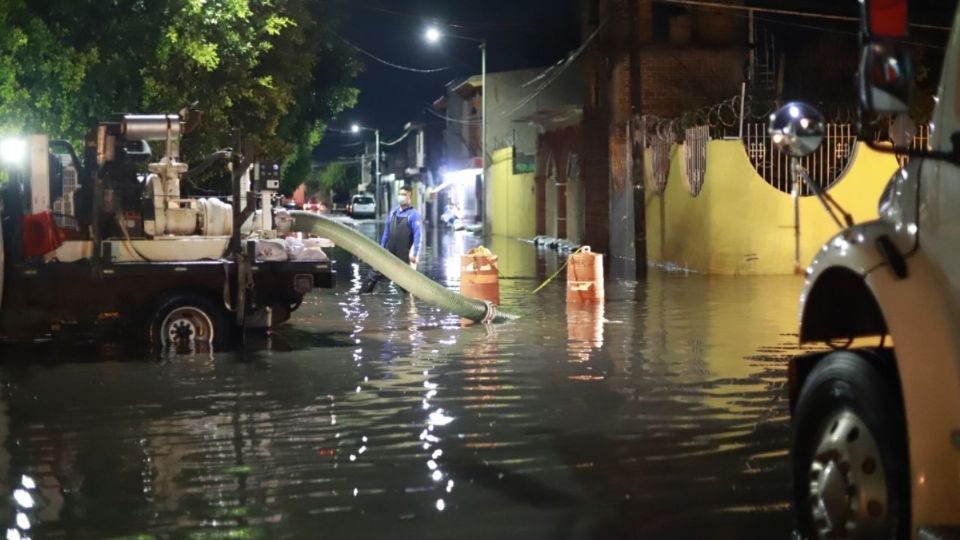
0,221,808,539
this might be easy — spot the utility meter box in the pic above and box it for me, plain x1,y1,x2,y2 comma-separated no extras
258,161,281,191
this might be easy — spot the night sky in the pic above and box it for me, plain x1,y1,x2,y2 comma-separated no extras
318,0,581,160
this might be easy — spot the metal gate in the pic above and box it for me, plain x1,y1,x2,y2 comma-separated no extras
742,123,856,195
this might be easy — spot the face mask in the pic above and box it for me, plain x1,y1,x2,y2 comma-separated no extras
398,195,410,205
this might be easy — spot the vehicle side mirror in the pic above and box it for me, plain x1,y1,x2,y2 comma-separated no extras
769,102,826,157
859,41,913,114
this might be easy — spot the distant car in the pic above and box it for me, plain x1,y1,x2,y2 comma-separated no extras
349,195,375,219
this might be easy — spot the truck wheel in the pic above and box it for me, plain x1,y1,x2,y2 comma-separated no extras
150,293,229,350
792,350,909,540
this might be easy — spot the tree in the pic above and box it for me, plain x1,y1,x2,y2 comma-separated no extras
0,0,361,187
311,161,359,204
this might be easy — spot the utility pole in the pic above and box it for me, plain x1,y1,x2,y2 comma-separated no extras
480,39,487,230
629,0,648,279
374,128,381,219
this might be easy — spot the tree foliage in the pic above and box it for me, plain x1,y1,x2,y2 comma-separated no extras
310,161,358,204
0,0,361,189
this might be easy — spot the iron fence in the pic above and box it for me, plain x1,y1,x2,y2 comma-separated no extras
742,122,856,196
684,125,709,196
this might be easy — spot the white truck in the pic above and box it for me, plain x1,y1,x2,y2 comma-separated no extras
0,114,334,350
775,1,960,538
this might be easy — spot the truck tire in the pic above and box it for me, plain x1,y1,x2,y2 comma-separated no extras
791,350,909,540
149,292,232,350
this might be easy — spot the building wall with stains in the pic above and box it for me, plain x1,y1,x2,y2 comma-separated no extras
488,147,537,239
645,141,899,275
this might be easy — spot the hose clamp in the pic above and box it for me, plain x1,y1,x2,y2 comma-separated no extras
481,300,498,324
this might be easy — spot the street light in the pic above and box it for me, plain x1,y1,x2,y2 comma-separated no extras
424,25,487,224
0,137,26,166
351,124,381,218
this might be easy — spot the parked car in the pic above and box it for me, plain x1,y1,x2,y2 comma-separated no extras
781,2,960,538
349,194,376,219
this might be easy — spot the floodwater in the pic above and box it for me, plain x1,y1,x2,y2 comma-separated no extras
0,222,810,539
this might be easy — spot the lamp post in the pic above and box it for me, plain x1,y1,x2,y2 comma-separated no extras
425,26,487,223
352,123,381,218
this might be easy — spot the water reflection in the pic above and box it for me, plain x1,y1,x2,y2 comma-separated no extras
0,225,804,538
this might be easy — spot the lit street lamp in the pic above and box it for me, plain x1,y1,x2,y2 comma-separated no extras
424,25,487,220
351,124,381,218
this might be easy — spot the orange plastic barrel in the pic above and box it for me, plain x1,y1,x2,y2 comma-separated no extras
461,246,500,305
566,247,604,303
567,303,604,351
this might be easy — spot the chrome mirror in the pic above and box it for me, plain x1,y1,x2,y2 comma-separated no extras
768,102,826,157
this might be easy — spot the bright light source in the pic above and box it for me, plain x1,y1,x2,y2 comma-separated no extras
425,27,441,44
0,137,26,165
351,124,360,134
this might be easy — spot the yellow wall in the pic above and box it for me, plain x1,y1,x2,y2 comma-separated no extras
646,140,900,275
488,147,537,239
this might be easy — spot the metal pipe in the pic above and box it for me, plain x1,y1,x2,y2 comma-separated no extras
375,128,380,219
481,39,487,230
792,159,802,274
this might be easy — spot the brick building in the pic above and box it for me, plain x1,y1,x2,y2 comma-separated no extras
574,0,749,278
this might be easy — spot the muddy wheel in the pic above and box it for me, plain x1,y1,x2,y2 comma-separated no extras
150,293,229,350
792,350,909,540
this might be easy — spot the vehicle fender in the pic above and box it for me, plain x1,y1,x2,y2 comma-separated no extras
799,220,915,342
865,251,960,529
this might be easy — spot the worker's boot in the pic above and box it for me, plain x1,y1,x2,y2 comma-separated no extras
360,278,377,294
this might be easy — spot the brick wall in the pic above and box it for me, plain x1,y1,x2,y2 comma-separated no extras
639,47,746,118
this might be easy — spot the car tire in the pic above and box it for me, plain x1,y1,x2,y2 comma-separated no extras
792,350,909,540
148,292,233,351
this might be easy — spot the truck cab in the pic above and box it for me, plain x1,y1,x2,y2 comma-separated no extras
0,114,334,350
782,2,960,538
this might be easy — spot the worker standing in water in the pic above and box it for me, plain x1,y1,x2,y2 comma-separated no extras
361,186,423,293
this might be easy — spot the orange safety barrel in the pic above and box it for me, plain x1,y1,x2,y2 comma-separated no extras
566,246,604,303
566,302,604,348
21,211,64,259
460,246,500,305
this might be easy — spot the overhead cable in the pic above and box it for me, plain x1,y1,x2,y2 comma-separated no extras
424,106,481,125
653,0,950,31
502,19,606,117
334,33,452,73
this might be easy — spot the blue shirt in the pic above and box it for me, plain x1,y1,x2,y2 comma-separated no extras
380,206,422,258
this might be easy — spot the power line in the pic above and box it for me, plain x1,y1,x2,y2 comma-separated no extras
653,0,950,31
699,6,947,50
423,106,480,125
333,32,452,74
502,19,606,117
381,129,412,146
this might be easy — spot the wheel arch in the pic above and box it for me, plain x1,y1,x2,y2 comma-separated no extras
800,266,888,343
791,267,898,413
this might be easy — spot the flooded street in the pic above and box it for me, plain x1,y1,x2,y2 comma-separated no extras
0,223,806,539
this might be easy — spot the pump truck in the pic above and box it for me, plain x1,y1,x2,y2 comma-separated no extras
0,113,334,348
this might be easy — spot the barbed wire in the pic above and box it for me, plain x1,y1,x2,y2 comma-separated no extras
639,93,860,145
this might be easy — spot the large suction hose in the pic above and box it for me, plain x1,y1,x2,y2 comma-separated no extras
290,211,518,324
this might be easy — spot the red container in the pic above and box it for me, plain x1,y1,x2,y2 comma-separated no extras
21,211,64,258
